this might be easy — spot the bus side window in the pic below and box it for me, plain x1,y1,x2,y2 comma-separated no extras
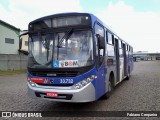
107,31,115,57
95,24,104,37
107,32,112,45
119,39,122,48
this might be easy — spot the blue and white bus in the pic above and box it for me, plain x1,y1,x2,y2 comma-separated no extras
20,13,133,102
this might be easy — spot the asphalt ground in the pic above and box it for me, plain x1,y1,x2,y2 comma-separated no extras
0,61,160,120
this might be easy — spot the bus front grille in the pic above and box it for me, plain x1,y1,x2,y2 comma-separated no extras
30,71,79,77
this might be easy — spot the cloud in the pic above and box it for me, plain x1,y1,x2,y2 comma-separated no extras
0,0,82,30
96,1,160,52
1,0,160,52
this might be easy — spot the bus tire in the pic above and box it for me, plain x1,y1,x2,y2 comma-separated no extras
104,74,114,99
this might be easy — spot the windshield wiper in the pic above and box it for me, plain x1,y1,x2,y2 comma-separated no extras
57,28,73,60
57,28,73,48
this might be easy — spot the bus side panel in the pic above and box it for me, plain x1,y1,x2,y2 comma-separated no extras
106,56,116,90
127,57,133,75
94,61,106,100
129,57,134,73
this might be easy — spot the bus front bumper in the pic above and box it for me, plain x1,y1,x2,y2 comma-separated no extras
27,83,96,102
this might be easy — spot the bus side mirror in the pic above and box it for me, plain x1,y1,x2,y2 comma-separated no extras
19,33,29,55
96,34,105,49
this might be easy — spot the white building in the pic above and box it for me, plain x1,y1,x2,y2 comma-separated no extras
0,20,20,54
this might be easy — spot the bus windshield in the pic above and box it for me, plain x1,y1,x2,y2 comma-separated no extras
28,30,94,68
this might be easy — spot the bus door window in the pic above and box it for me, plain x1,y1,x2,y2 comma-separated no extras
94,23,105,68
122,43,127,76
114,37,120,82
119,40,124,59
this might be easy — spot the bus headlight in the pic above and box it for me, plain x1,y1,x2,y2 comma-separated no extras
27,77,36,87
73,75,94,89
27,77,44,87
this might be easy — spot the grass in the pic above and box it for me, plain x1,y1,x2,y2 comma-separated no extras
0,70,26,76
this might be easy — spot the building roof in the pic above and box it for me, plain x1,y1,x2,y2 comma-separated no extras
0,20,20,32
134,53,160,55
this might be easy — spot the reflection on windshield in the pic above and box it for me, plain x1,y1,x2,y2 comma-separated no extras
30,35,53,65
28,30,93,68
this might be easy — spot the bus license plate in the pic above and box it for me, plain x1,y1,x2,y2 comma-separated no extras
46,92,58,97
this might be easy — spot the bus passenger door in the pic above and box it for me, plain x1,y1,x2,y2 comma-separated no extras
119,41,124,81
123,43,127,76
115,38,120,83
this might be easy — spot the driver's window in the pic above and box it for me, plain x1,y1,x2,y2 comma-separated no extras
95,24,104,37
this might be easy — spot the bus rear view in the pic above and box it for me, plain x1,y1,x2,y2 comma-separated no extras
23,13,133,102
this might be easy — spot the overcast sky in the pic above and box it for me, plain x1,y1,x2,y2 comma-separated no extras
0,0,160,53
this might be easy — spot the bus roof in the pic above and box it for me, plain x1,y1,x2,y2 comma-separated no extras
29,12,132,47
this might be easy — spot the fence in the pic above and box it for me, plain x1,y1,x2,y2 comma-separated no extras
0,54,27,71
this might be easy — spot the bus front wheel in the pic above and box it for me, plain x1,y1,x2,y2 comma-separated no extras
103,74,114,99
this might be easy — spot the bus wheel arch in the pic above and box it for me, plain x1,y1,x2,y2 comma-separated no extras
103,71,114,99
